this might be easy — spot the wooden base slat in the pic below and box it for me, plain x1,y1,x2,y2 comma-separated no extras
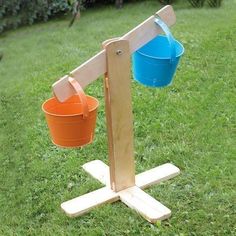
119,186,171,223
82,160,109,186
83,160,180,189
61,187,119,217
136,163,180,189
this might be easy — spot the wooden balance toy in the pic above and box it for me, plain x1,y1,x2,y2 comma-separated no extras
45,5,182,223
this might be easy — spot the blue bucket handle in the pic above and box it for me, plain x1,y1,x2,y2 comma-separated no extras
154,18,176,64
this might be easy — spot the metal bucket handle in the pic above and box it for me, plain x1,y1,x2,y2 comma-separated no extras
68,77,89,119
154,18,176,64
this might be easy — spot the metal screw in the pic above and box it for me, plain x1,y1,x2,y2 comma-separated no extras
116,50,122,55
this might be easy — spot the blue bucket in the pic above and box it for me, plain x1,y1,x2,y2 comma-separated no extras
132,18,184,87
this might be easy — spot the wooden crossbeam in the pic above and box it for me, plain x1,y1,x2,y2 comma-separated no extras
52,5,176,102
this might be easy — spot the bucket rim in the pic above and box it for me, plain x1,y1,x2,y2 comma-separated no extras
51,139,93,149
42,95,99,117
135,35,184,60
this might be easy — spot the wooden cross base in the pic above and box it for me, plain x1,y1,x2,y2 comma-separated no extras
61,160,180,223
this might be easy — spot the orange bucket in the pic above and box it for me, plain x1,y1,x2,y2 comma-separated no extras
42,78,99,148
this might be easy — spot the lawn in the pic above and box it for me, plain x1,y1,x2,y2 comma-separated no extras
0,1,235,235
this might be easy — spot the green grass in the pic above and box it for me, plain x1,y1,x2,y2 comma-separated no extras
0,1,236,235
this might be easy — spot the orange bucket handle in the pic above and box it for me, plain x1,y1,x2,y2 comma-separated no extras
68,77,89,119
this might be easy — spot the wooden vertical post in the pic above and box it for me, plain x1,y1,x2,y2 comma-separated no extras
103,39,135,192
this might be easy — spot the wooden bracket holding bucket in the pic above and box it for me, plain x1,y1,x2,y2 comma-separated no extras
52,5,180,223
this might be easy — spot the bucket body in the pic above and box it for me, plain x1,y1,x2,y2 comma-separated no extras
132,36,184,87
42,95,99,148
132,18,184,87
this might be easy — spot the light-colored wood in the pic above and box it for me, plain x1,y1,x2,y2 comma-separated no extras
82,160,180,190
53,51,106,102
102,38,121,191
102,37,120,47
61,185,171,222
64,161,180,221
61,186,119,217
135,163,180,189
119,186,171,223
82,160,109,186
56,5,180,223
104,40,135,192
122,5,176,54
52,5,176,102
